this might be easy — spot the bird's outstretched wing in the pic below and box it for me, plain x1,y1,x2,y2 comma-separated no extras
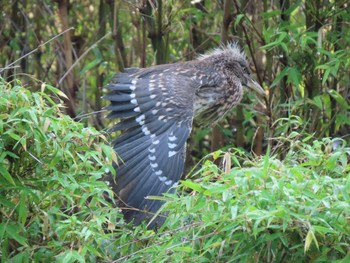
105,66,195,228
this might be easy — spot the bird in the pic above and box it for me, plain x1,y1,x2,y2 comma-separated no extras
104,43,265,228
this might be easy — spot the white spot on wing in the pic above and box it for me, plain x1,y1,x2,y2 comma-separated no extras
130,93,136,98
149,155,156,161
135,115,145,126
148,147,156,153
169,135,177,141
152,139,160,145
134,107,140,112
155,170,163,176
168,143,177,149
165,180,173,185
136,114,145,122
168,151,177,157
131,99,137,105
152,109,159,115
159,176,167,181
150,162,158,168
130,84,136,91
142,126,150,136
150,94,156,99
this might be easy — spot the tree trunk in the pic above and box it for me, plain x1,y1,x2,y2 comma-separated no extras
211,0,232,152
140,0,168,65
110,0,127,71
56,0,76,117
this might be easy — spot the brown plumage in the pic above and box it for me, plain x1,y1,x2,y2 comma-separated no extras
104,43,264,228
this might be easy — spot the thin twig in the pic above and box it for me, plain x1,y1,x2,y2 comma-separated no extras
27,151,43,165
0,66,20,70
0,27,74,74
74,109,107,121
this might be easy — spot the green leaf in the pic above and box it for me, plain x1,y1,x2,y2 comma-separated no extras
322,68,332,85
18,192,28,226
231,205,238,219
12,252,30,263
58,250,86,263
310,95,323,110
271,68,289,87
203,185,227,195
327,89,349,109
6,224,27,246
181,180,204,193
288,67,301,93
43,84,69,100
0,164,15,185
322,93,332,119
80,59,101,75
234,14,245,29
304,228,319,252
261,41,280,51
8,132,21,141
171,246,193,253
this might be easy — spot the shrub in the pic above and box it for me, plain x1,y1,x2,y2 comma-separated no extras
0,78,120,262
114,134,350,262
2,77,349,262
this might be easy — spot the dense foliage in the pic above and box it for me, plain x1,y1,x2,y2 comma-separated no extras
0,79,120,261
1,77,349,261
115,138,350,262
1,0,349,154
0,0,349,262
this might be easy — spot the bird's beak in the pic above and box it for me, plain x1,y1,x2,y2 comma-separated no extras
246,78,266,97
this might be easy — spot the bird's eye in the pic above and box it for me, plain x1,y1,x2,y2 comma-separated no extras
242,66,249,74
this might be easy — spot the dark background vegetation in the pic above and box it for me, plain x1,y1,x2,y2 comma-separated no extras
2,0,349,155
1,0,350,262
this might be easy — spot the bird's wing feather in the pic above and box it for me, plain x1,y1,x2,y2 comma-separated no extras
105,66,195,227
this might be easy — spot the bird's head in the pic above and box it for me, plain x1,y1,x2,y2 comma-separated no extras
200,43,266,97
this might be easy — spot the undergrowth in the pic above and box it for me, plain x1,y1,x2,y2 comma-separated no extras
0,78,120,262
110,136,350,262
1,78,349,262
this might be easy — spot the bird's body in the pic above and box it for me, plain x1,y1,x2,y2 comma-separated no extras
105,44,264,228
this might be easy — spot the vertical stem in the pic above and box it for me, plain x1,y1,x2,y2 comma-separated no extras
56,0,76,117
304,0,323,134
156,0,163,64
141,15,146,68
264,0,274,151
211,0,232,152
111,0,126,71
232,0,245,149
252,1,264,155
279,0,290,103
93,0,108,128
141,0,168,65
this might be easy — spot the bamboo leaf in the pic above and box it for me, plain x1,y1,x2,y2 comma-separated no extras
181,180,204,193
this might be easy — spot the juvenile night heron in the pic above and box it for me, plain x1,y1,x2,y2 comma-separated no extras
105,43,265,227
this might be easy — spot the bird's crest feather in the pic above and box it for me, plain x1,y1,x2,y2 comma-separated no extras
198,42,246,61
